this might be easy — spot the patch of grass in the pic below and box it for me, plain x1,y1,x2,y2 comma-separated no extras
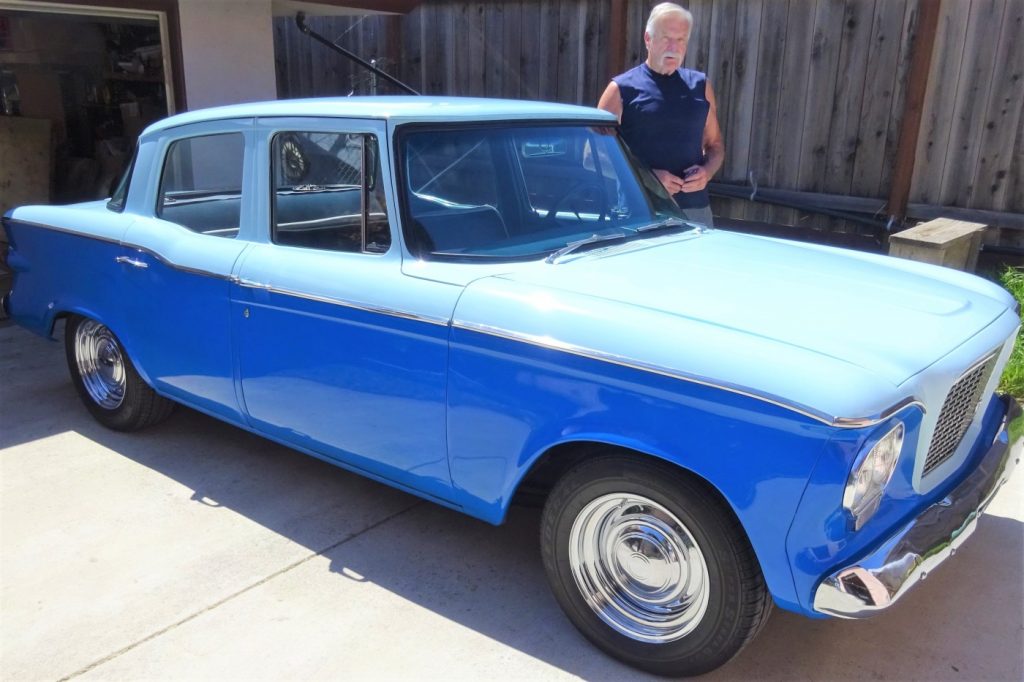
998,267,1024,400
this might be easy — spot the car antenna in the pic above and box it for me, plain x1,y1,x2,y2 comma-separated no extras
294,12,421,96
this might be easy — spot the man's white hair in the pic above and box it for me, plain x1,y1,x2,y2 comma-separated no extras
646,2,693,36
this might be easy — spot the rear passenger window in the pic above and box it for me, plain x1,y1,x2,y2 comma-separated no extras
157,133,244,238
272,132,391,254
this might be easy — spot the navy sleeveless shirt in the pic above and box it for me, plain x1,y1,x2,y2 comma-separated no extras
613,64,710,209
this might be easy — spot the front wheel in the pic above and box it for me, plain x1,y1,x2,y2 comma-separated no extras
64,315,174,431
540,455,772,677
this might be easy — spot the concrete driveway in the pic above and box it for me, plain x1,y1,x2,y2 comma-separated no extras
2,320,1022,681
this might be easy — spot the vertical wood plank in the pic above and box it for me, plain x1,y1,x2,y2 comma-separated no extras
521,0,542,99
312,15,332,95
272,19,285,98
584,0,605,105
403,5,424,94
932,0,1002,205
1008,106,1024,211
723,0,763,190
707,0,738,178
686,0,713,74
625,0,646,69
574,1,588,103
608,0,628,82
823,0,876,197
274,18,291,99
908,0,972,204
878,0,919,198
938,0,1003,205
797,0,846,193
422,4,443,94
556,1,578,103
823,0,876,234
769,0,815,225
443,1,457,95
458,4,485,95
451,3,465,95
501,0,524,99
850,0,907,198
794,0,847,233
745,0,789,221
969,0,1024,210
485,1,506,96
538,0,560,100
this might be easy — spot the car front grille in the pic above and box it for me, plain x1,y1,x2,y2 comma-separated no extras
922,352,999,477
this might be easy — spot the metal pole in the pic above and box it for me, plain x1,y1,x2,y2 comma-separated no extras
295,12,419,96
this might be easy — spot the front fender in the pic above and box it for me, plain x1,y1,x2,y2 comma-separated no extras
446,326,834,613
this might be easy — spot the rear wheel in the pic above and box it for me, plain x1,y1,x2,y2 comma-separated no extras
540,455,772,677
64,315,174,431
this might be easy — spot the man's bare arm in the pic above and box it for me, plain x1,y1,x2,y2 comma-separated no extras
701,81,725,178
597,81,623,121
680,80,725,193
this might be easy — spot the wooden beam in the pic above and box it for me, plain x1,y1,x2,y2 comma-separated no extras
607,0,628,82
709,181,1024,230
386,14,402,84
887,0,942,225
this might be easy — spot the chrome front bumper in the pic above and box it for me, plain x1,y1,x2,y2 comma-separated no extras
814,396,1022,618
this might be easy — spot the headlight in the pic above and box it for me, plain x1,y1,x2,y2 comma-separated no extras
843,422,904,529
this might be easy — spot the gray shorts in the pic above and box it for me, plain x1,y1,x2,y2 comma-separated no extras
680,205,714,228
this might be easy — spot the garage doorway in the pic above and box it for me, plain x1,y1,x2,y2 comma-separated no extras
0,1,177,210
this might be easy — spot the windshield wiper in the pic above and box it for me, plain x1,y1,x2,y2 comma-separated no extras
635,217,691,233
545,232,630,263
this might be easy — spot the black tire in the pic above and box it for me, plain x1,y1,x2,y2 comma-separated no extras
540,454,772,677
64,315,175,431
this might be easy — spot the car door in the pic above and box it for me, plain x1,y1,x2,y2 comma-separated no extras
118,119,254,423
232,119,458,503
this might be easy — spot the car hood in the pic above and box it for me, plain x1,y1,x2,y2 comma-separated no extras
451,230,1015,422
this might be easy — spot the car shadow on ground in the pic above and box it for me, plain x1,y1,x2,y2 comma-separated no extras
2,321,1022,680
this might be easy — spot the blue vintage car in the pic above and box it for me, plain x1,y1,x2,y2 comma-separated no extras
2,97,1020,676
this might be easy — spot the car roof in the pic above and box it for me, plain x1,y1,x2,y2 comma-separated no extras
142,96,617,136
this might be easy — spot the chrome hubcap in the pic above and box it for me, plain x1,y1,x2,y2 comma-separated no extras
74,320,126,409
569,493,709,643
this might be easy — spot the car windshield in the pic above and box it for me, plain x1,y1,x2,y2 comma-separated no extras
399,124,688,260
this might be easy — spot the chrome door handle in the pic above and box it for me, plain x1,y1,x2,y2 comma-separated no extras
115,256,149,269
231,276,269,289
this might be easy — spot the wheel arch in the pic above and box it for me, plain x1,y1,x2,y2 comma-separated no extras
509,438,742,530
52,307,158,388
504,435,812,614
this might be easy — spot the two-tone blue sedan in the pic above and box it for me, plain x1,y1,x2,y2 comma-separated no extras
2,97,1020,676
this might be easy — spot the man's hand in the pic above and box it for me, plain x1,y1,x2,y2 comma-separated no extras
679,164,709,192
653,169,686,194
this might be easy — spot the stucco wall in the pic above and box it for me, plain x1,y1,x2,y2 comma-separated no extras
177,0,277,110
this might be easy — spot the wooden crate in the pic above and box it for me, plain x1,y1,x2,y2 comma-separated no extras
888,218,986,272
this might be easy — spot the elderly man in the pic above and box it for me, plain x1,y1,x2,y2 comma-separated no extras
598,2,723,227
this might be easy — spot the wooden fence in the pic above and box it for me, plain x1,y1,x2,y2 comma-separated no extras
274,0,1024,238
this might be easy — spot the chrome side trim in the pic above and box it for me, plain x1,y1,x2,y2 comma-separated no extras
452,320,915,428
832,397,928,428
235,280,450,328
120,245,235,281
814,396,1022,618
8,218,235,282
11,218,450,327
7,218,122,247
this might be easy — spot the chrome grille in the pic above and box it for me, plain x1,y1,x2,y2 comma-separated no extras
922,353,998,476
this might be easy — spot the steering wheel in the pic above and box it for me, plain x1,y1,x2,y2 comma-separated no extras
544,180,609,225
279,133,309,184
